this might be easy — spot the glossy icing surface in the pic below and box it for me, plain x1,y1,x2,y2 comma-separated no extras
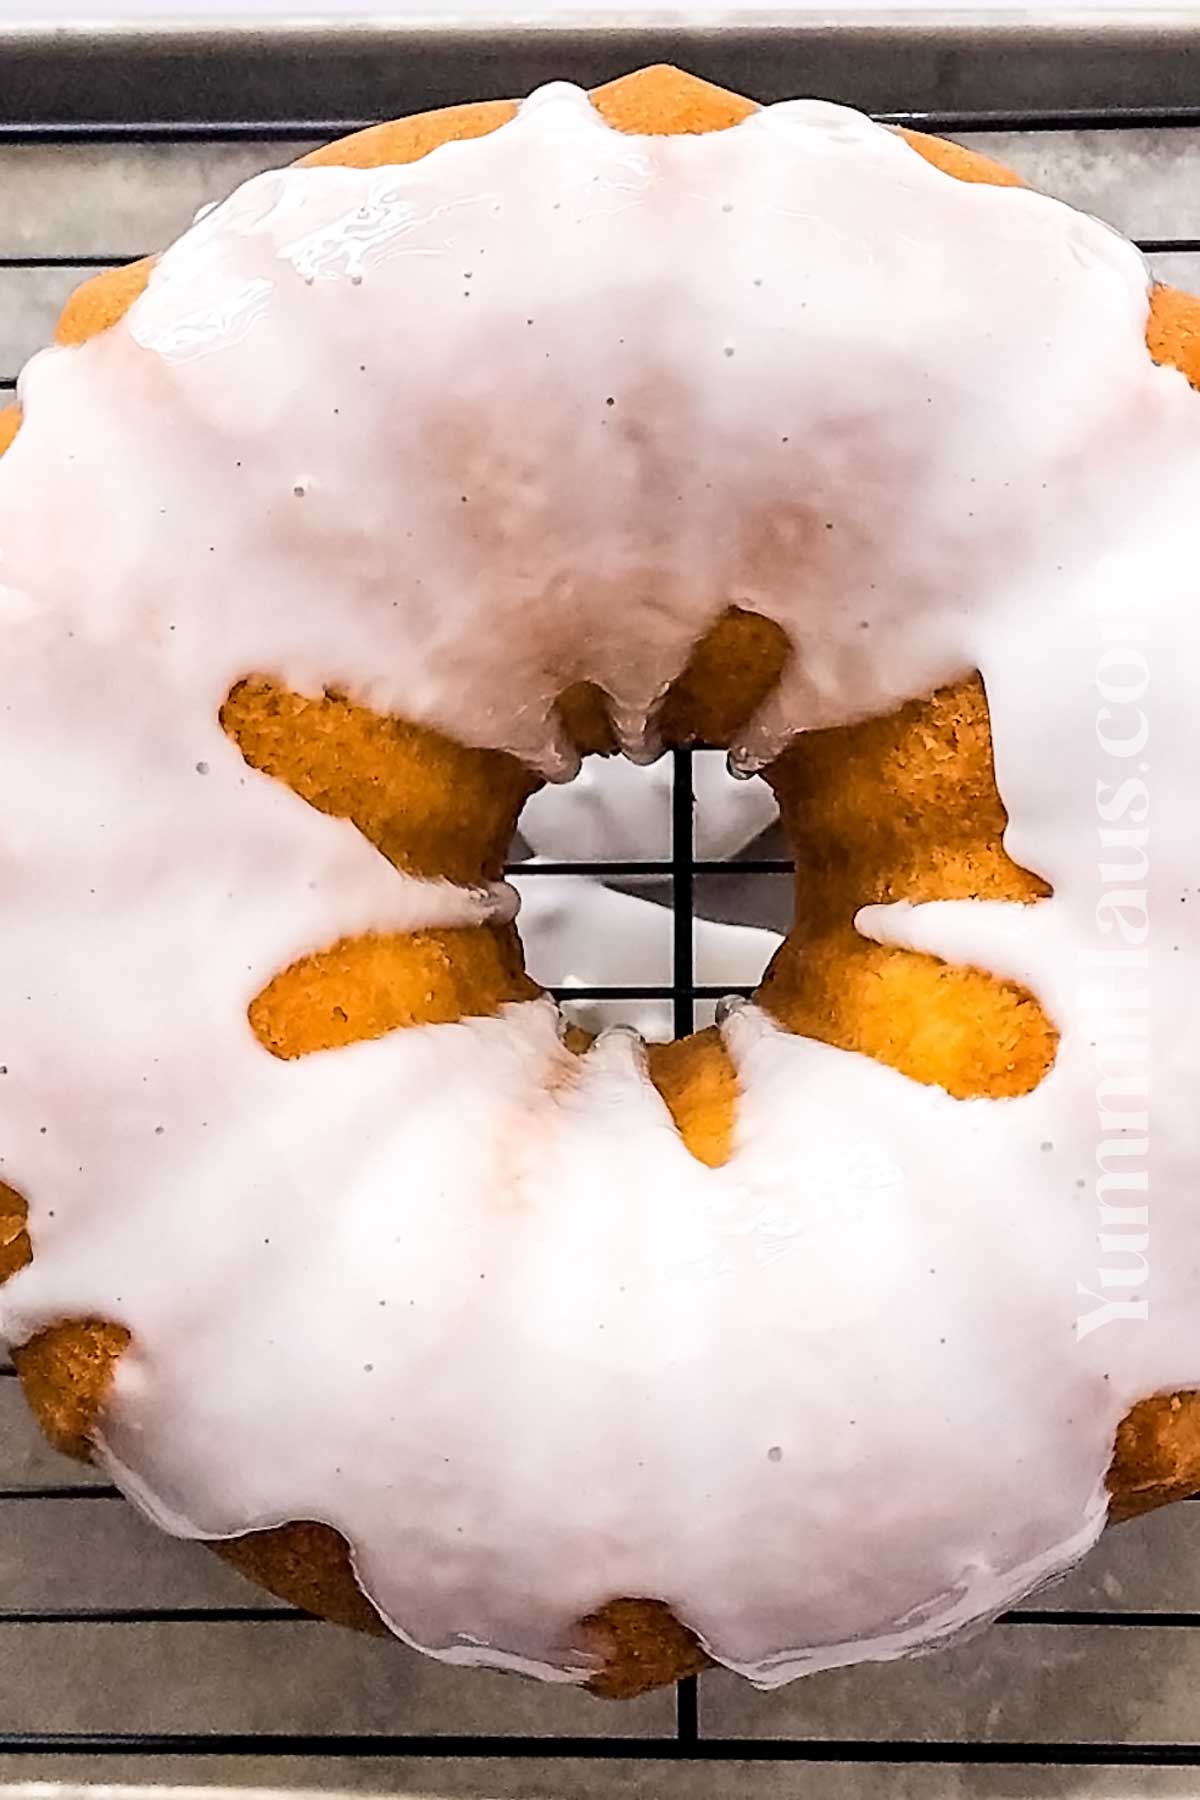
1,85,1198,1686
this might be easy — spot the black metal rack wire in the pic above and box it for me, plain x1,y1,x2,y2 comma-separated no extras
3,16,1200,1780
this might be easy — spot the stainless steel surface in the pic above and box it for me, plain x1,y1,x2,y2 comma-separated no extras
3,11,1200,125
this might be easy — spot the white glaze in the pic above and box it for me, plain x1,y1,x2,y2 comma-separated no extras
1,84,1199,1687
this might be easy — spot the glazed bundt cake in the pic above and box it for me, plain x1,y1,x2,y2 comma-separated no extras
1,66,1197,1697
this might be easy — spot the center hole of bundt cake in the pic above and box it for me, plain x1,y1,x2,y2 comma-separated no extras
508,751,786,1041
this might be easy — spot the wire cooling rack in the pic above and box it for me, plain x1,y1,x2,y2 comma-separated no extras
4,14,1200,1790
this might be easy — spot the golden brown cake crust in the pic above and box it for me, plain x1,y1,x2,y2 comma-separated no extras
4,63,1199,1698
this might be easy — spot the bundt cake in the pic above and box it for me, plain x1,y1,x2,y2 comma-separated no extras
0,65,1197,1698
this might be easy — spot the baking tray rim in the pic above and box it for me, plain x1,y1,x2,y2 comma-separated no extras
5,9,1200,126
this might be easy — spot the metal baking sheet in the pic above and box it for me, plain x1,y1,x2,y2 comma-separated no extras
3,10,1200,128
